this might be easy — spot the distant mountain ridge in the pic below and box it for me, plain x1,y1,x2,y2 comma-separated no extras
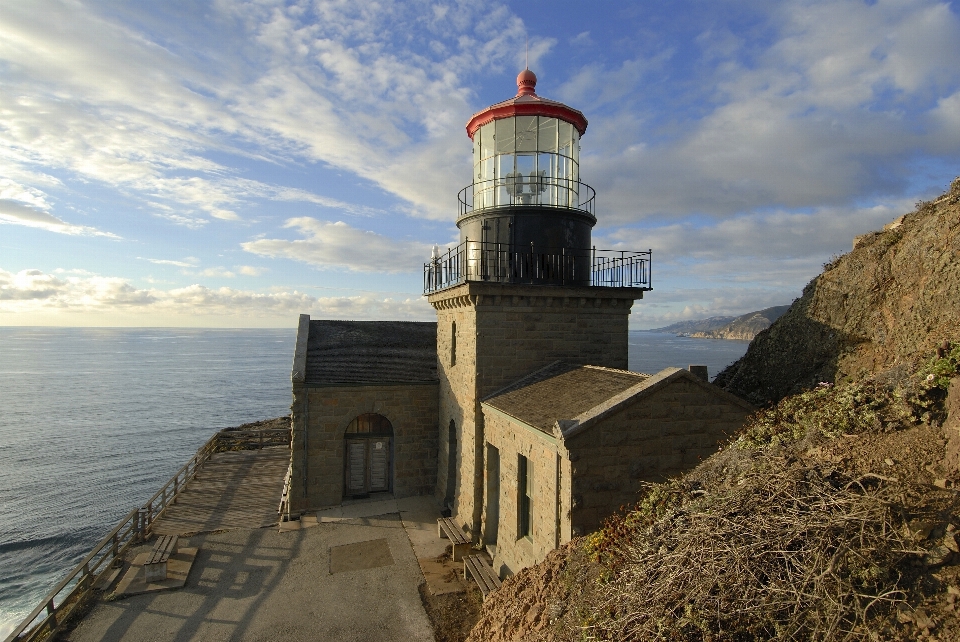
648,305,791,341
648,316,737,335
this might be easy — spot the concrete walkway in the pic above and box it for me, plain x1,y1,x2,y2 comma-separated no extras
66,497,446,642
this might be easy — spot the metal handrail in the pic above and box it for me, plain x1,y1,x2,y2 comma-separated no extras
6,427,291,642
458,177,596,219
424,241,652,294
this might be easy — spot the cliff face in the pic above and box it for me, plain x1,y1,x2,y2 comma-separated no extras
687,305,790,341
715,180,960,405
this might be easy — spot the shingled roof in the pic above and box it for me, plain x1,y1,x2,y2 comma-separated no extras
482,361,649,434
296,318,438,386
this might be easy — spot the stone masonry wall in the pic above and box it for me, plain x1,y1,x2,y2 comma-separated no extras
288,382,438,512
483,408,565,578
434,304,478,533
430,282,640,539
566,378,751,534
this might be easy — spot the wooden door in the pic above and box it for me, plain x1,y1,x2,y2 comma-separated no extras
369,439,389,492
345,439,367,495
344,437,392,496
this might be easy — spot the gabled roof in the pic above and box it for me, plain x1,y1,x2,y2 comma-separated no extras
292,316,438,386
481,363,755,440
481,361,648,434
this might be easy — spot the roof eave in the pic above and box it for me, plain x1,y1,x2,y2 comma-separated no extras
466,101,588,139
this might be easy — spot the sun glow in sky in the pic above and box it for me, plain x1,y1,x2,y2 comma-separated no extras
2,0,959,328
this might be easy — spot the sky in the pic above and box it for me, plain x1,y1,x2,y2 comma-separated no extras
1,0,959,328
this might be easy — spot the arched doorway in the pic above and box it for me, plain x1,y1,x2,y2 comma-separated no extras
344,413,393,498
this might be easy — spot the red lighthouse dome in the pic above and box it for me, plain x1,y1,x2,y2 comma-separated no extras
465,70,587,140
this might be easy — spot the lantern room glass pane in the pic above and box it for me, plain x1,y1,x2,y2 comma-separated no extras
538,117,558,153
495,118,515,155
515,116,537,152
473,130,481,173
558,120,573,158
480,122,495,160
572,129,580,166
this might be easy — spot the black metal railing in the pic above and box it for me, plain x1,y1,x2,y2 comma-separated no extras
458,177,596,218
423,241,651,294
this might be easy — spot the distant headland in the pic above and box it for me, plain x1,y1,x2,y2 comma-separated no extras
647,304,791,341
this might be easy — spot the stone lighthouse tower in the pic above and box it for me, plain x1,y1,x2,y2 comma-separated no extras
425,70,651,539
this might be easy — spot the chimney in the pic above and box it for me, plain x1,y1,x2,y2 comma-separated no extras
688,365,708,382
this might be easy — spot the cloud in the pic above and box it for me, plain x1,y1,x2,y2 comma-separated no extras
0,0,532,228
0,269,65,300
238,266,265,276
140,257,200,268
0,198,119,238
562,0,960,223
599,201,909,263
242,218,431,272
595,199,913,328
0,267,432,322
0,2,381,227
198,267,236,278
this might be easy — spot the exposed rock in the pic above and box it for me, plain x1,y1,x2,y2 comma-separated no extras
715,180,960,405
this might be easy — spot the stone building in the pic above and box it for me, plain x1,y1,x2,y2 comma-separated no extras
480,361,753,575
286,70,753,577
286,317,439,511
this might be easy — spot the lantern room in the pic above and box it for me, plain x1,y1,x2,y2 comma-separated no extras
457,69,595,256
467,69,586,212
424,69,652,294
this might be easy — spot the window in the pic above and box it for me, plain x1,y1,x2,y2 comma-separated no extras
451,321,457,366
518,454,532,539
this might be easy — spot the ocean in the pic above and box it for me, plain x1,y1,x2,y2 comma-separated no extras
0,327,747,636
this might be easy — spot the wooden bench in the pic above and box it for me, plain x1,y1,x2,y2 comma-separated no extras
463,554,501,599
437,517,471,562
144,535,178,582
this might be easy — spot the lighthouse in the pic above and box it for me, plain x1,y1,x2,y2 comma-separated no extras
426,70,652,540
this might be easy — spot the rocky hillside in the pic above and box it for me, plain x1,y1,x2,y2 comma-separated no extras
687,305,790,341
715,180,960,406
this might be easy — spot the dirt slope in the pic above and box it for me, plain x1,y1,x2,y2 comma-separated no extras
715,180,960,406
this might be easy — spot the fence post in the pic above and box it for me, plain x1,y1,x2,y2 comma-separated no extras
46,598,57,628
137,508,147,542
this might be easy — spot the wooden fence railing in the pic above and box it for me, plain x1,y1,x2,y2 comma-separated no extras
5,427,291,642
